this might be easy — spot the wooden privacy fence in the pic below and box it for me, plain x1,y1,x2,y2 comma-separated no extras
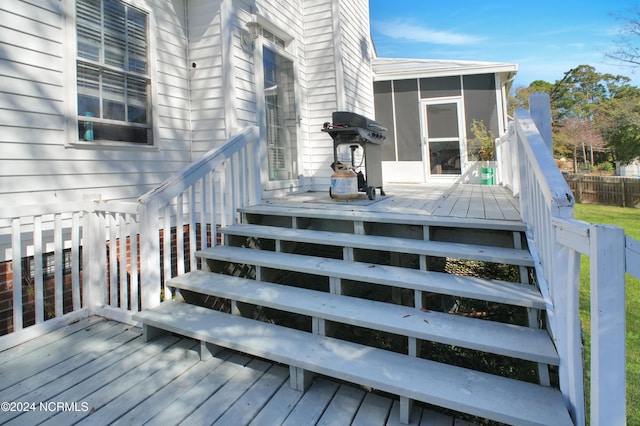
565,174,640,208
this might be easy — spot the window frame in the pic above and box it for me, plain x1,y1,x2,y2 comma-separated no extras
65,0,158,149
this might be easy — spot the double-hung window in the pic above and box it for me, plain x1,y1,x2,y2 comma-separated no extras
76,0,151,144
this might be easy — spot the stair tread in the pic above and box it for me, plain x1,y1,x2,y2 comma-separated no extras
169,271,559,365
133,301,572,426
221,224,534,266
197,246,546,309
239,204,527,232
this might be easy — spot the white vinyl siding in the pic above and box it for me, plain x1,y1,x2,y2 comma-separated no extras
302,0,375,185
338,0,374,116
0,0,191,207
187,0,227,157
303,0,340,180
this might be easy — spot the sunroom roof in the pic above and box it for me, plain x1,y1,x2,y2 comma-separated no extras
372,57,518,80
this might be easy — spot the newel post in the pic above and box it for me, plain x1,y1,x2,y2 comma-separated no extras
138,198,162,310
590,224,626,425
529,93,553,153
82,194,106,313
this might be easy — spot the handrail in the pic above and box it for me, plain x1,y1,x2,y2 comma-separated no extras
514,109,574,215
510,99,628,425
86,126,261,317
136,126,260,311
139,127,260,206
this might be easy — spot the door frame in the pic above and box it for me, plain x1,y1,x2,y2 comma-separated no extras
420,97,466,180
254,36,303,194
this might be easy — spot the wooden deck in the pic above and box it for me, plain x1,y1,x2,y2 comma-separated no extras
265,183,521,222
0,317,476,426
0,183,520,426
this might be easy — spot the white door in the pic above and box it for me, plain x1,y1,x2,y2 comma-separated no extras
423,99,464,178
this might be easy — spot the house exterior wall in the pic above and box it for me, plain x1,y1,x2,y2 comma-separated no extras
0,0,194,208
187,0,374,193
0,0,374,210
187,0,227,157
303,0,375,188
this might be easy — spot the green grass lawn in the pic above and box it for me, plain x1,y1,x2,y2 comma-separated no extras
573,203,640,425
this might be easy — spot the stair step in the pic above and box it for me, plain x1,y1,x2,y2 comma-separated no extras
168,271,559,365
221,224,534,267
239,204,527,232
197,246,546,309
133,301,572,426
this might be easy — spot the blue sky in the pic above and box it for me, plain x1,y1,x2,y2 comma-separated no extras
369,0,640,88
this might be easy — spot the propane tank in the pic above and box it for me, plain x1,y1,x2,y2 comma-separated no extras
330,168,359,199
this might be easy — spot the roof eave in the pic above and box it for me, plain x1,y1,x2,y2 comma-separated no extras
372,59,518,81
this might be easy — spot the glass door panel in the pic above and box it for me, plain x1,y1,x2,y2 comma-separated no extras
263,46,297,181
425,101,462,176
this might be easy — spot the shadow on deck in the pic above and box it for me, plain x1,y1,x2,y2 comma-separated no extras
0,317,474,425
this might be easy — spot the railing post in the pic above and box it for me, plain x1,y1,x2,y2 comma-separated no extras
11,218,22,332
590,224,626,426
82,194,105,313
509,122,521,197
529,93,553,152
553,239,585,426
139,198,161,310
251,138,262,205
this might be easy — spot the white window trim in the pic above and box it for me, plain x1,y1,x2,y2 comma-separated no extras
62,0,159,150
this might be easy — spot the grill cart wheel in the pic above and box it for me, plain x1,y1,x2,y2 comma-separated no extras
367,186,376,200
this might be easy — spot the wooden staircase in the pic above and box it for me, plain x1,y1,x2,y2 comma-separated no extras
134,203,574,425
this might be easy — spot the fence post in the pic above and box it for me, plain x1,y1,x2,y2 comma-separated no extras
575,175,583,204
590,224,626,425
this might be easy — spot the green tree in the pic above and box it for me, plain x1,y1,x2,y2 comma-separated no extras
551,65,613,121
512,66,638,168
510,80,553,114
595,86,640,164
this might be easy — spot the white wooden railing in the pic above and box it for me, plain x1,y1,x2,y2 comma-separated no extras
0,127,259,350
0,202,89,350
502,97,633,426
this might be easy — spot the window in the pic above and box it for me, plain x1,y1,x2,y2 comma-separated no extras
76,0,151,144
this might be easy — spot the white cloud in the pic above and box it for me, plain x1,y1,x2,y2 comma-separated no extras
373,19,483,46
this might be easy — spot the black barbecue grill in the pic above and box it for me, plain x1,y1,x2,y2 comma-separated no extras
322,111,387,200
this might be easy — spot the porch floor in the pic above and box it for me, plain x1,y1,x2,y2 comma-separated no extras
265,183,521,222
0,317,475,425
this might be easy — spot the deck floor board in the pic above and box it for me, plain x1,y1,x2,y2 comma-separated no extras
265,183,521,224
1,313,477,425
